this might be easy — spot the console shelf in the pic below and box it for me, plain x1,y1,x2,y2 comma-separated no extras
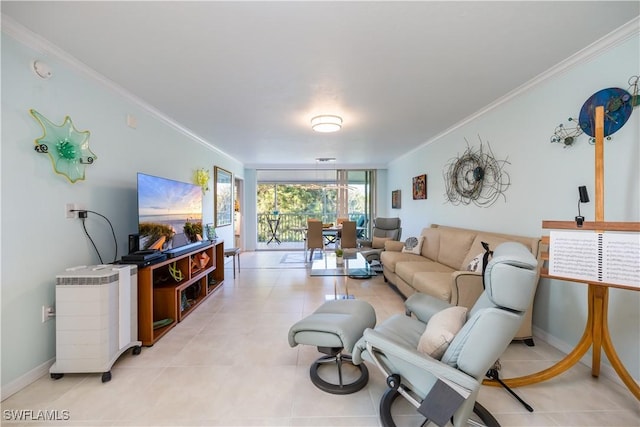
137,240,224,346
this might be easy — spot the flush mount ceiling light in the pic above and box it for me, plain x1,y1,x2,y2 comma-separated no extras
311,115,342,133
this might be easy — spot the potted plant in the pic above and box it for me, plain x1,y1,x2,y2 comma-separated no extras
335,248,344,265
184,221,203,242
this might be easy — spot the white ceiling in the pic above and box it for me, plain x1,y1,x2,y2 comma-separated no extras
3,1,639,169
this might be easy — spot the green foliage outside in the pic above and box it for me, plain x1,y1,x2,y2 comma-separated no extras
257,184,367,242
257,184,335,216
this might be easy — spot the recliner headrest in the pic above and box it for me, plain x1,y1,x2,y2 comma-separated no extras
374,217,400,230
484,242,538,311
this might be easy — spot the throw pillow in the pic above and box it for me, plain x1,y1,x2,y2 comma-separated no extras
417,306,468,359
466,253,484,273
402,236,425,254
466,242,494,273
372,236,392,249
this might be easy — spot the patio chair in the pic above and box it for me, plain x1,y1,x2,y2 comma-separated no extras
356,215,367,239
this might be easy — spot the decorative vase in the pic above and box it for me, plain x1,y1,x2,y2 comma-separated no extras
336,256,344,265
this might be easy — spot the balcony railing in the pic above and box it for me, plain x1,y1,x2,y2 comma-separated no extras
257,212,366,243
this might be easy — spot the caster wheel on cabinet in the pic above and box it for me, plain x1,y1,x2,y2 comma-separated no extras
101,371,112,383
132,346,142,355
50,373,64,380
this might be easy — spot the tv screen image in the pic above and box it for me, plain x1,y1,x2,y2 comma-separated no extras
137,173,203,250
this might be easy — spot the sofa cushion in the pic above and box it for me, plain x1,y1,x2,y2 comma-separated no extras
396,261,454,290
380,251,425,273
412,272,456,301
436,229,476,270
417,306,468,359
420,227,440,260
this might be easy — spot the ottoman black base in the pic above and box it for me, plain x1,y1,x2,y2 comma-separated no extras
310,347,369,394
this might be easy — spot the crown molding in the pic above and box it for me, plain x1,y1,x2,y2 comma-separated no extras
1,15,239,164
395,16,640,164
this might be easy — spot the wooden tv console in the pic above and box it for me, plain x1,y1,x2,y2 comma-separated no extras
137,240,224,346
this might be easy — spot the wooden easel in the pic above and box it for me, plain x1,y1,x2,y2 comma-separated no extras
484,106,640,400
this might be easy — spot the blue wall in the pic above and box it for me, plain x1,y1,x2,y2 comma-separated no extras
1,26,243,394
387,25,639,380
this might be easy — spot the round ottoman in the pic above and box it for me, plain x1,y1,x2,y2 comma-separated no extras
288,299,376,394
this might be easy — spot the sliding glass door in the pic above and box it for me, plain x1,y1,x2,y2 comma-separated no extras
256,169,375,249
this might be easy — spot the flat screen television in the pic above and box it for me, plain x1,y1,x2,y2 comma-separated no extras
137,172,203,251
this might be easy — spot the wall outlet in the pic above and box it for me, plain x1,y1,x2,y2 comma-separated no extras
65,203,76,219
41,305,55,323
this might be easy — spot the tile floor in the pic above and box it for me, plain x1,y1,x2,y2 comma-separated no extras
2,251,638,426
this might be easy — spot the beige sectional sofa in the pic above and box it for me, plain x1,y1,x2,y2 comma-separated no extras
380,224,542,343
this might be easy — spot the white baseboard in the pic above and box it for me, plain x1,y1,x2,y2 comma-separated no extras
532,326,639,389
1,358,54,402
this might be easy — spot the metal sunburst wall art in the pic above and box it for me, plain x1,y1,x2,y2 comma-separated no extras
550,74,639,147
30,109,97,183
443,136,511,207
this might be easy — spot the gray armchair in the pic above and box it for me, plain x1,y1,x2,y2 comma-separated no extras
358,217,402,262
352,242,538,427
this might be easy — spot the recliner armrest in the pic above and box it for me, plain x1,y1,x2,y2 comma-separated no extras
449,272,484,308
357,239,372,248
405,293,454,323
353,328,477,396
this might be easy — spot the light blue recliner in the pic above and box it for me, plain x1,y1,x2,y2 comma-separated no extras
352,242,538,427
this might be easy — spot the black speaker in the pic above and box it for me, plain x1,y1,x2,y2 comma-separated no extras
128,234,139,254
578,186,590,203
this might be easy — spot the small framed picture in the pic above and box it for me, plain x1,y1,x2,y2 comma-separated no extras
412,174,427,200
392,190,401,209
214,166,233,227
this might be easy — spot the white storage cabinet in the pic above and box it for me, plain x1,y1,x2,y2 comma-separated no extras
50,264,142,382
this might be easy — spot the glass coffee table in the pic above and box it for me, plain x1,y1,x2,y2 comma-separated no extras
310,251,376,299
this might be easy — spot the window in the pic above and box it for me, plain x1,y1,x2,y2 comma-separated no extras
256,169,375,247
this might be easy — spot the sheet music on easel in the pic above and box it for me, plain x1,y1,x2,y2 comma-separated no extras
549,231,640,288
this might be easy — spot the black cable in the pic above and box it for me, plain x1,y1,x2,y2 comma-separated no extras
80,218,104,264
73,209,119,263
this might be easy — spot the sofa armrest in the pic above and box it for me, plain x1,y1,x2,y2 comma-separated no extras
449,271,484,308
385,240,405,252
